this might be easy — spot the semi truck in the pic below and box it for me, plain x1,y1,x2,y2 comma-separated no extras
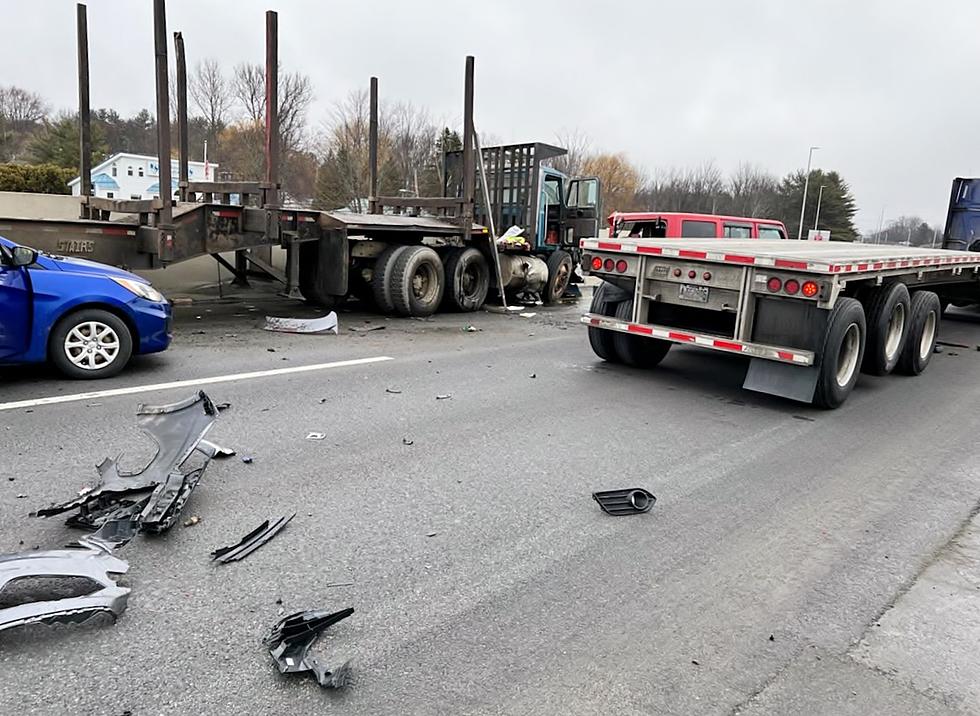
580,237,980,408
0,3,600,319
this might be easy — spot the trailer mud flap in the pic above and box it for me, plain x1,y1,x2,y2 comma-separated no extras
743,358,819,404
299,231,348,298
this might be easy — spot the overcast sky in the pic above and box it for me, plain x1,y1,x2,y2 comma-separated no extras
3,0,977,232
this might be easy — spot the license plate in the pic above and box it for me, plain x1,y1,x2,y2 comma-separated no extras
678,284,709,303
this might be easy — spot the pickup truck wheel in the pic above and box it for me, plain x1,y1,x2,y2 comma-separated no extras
49,309,133,380
861,282,910,375
813,297,866,409
588,281,622,362
371,245,409,315
896,291,941,375
391,246,445,317
543,250,573,304
612,299,671,368
442,247,489,312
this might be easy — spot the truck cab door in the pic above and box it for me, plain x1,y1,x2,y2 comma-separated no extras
563,177,601,246
0,246,33,359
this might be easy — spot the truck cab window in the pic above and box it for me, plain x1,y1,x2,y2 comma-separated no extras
758,226,786,240
681,220,717,238
724,224,752,238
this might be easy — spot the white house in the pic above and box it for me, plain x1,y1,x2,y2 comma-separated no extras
68,152,218,200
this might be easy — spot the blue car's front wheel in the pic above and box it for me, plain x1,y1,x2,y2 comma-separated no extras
49,308,133,380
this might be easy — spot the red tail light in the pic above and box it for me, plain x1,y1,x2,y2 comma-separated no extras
783,279,800,295
766,277,783,293
615,259,628,273
802,281,819,298
591,256,602,271
702,271,712,281
603,258,615,272
687,270,697,279
673,268,682,277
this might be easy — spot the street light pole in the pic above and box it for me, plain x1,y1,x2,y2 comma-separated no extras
797,146,819,240
813,184,825,232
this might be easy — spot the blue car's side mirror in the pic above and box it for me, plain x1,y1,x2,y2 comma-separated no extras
10,246,38,267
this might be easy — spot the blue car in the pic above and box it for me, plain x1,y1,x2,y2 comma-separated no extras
0,236,171,379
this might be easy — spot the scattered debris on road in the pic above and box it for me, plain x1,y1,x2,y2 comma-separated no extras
349,325,385,333
519,312,537,318
936,340,970,349
183,515,201,527
305,432,327,441
264,607,354,689
211,513,296,564
215,402,232,412
402,438,414,446
385,387,402,394
264,312,338,335
0,542,130,634
200,440,236,459
241,456,254,464
462,325,481,332
33,392,220,544
592,488,657,516
436,394,452,400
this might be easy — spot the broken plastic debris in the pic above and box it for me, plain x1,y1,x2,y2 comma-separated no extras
211,513,295,563
462,325,481,332
435,394,452,400
402,438,414,446
264,312,338,335
183,515,201,527
264,607,354,688
305,432,327,441
592,488,657,516
241,456,254,464
349,325,385,333
519,312,537,318
385,387,402,394
0,543,130,634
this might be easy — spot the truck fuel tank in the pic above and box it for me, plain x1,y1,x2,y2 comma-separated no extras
498,253,548,293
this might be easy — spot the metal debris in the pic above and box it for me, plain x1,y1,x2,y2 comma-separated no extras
33,392,219,545
264,607,354,688
264,312,338,335
0,542,130,633
211,513,296,564
592,488,657,516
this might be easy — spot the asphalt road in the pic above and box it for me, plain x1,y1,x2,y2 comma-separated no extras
1,289,980,715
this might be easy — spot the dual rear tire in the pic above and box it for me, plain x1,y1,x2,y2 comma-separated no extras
587,281,671,368
372,245,491,317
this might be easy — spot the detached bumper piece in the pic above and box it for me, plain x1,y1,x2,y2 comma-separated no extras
33,392,219,547
592,488,657,516
264,607,355,689
0,543,130,634
211,513,296,564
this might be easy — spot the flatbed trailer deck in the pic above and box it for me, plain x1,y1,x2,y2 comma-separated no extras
580,238,980,407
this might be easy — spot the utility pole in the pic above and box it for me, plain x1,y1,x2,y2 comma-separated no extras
813,184,825,231
797,146,819,240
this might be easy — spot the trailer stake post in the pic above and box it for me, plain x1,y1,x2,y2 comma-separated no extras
368,76,379,214
174,31,189,202
461,56,475,232
76,3,91,218
152,0,173,231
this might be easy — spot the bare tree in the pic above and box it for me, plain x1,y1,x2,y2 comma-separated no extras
232,63,265,124
727,163,778,217
549,128,592,176
190,59,231,142
386,102,439,196
232,63,313,153
0,86,48,125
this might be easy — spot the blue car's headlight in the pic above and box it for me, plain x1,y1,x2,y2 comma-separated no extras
112,277,166,303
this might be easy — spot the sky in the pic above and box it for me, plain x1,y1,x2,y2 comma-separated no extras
3,0,979,233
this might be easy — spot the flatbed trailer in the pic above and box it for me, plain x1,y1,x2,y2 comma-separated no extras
580,238,980,408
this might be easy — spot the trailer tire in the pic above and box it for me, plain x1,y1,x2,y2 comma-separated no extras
49,308,133,380
861,282,910,376
813,297,866,409
612,299,671,368
543,250,573,304
896,291,941,376
588,282,623,362
371,245,409,315
391,245,445,317
442,247,489,312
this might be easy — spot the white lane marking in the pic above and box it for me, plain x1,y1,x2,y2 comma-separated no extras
0,356,394,412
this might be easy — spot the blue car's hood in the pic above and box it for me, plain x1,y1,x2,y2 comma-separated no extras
38,253,144,282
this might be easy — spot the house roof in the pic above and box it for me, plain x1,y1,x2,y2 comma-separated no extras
91,172,119,190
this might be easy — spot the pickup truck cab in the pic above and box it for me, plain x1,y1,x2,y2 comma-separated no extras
609,211,788,240
0,236,171,379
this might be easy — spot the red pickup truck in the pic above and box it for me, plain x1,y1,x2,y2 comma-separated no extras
608,211,788,240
